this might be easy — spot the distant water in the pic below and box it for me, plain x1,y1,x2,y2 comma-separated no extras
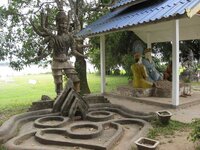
0,60,96,78
0,65,52,77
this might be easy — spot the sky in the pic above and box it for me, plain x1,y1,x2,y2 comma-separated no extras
0,0,8,6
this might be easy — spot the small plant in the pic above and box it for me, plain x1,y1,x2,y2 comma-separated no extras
183,77,191,83
188,119,200,142
113,68,121,76
148,119,189,139
195,145,200,150
0,145,7,150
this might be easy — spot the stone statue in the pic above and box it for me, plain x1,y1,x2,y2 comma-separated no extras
180,49,195,82
50,11,83,95
163,61,172,81
131,53,153,88
142,48,162,82
31,10,86,95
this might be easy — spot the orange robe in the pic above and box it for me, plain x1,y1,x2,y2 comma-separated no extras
131,63,153,88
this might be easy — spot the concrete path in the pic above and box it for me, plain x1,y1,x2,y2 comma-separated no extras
105,95,200,123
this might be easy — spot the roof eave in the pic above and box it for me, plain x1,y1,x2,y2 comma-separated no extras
78,14,188,38
186,2,200,18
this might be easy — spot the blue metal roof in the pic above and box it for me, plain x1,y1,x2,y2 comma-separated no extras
111,0,149,10
77,0,200,37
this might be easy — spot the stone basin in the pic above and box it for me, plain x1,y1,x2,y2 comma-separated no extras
0,104,154,150
34,116,69,128
86,110,115,122
156,110,172,124
135,137,159,150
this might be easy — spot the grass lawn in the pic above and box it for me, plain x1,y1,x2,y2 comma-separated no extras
0,74,56,108
0,73,128,124
0,73,128,106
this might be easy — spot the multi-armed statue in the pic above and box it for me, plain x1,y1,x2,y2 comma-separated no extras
30,3,86,95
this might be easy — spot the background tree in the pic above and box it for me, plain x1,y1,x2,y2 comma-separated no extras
0,0,115,94
88,31,141,75
180,40,200,63
152,41,200,64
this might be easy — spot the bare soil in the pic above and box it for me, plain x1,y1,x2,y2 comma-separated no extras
106,94,200,150
156,129,199,150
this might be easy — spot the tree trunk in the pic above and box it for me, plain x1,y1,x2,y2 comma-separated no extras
73,0,91,94
75,41,90,94
75,56,91,94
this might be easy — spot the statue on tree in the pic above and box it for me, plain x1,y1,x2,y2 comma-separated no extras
30,1,86,95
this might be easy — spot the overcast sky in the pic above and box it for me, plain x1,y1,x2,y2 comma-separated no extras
0,0,8,6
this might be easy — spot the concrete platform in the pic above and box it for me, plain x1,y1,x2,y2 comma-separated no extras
104,92,200,123
108,90,200,109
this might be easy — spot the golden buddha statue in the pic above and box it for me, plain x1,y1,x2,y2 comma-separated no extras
131,53,153,88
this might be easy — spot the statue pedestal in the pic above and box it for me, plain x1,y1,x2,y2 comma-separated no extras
116,81,192,98
153,80,172,98
116,86,153,97
180,82,192,96
153,88,171,98
153,81,192,97
132,88,153,97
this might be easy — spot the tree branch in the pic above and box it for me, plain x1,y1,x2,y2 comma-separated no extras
30,17,49,37
55,0,64,11
32,1,55,15
89,0,116,11
40,10,54,36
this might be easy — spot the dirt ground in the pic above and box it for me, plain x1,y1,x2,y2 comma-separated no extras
106,94,200,150
157,130,199,150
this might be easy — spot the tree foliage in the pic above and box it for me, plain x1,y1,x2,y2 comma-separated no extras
152,40,200,63
0,0,116,94
88,31,141,75
0,0,56,70
180,40,200,63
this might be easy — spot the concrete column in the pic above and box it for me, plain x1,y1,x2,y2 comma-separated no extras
100,35,106,94
172,20,180,106
147,32,151,48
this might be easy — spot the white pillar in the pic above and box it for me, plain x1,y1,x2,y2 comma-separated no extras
100,35,106,94
172,20,180,106
147,32,151,48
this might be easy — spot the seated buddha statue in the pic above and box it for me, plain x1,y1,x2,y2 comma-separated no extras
131,52,153,88
142,48,163,82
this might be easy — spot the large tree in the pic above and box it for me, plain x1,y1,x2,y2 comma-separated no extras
88,31,142,75
152,40,200,63
0,0,115,94
180,40,200,63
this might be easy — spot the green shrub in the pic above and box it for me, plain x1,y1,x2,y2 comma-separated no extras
148,119,189,139
121,54,135,79
0,145,6,150
113,68,121,75
153,57,167,73
189,119,200,142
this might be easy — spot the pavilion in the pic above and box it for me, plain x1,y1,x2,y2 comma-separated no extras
77,0,200,107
